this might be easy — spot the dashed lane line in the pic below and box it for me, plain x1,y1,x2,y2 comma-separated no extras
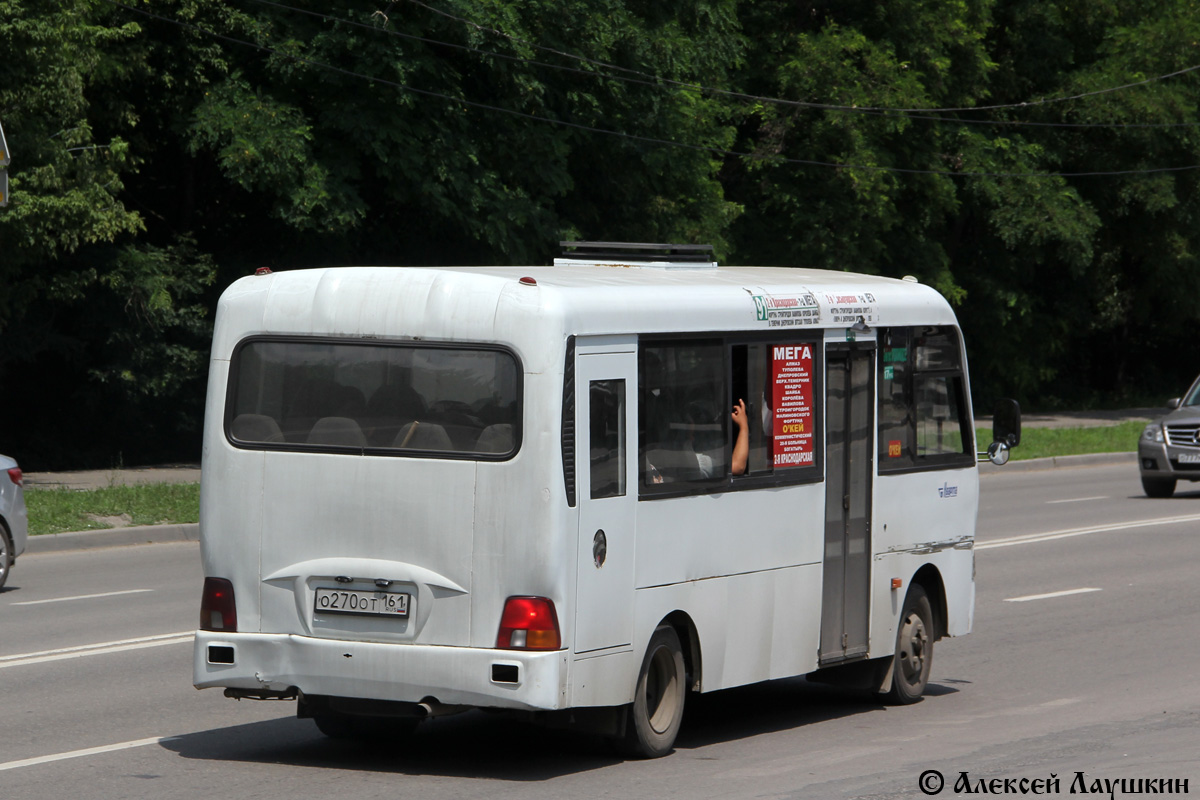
0,631,194,669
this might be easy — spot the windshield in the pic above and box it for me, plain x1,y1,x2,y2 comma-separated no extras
226,338,520,457
1185,376,1200,407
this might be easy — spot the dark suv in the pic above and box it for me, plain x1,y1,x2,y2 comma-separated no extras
1139,374,1200,497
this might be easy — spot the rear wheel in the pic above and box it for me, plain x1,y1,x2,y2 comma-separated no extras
621,625,686,758
0,523,12,590
1141,476,1177,498
882,586,933,705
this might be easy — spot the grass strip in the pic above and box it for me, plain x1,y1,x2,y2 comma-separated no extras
978,420,1145,461
25,483,200,536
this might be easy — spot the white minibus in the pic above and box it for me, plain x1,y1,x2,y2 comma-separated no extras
194,242,1018,757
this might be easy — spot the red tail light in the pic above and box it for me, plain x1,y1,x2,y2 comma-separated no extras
7,468,22,487
201,577,237,632
496,596,561,650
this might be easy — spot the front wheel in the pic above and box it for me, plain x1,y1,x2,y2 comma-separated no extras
1142,476,1177,498
621,624,686,758
882,586,934,705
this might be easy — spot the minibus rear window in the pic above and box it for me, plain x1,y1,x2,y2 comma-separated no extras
225,338,521,458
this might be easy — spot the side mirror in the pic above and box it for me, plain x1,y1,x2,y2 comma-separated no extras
1167,398,1181,410
979,399,1020,466
986,440,1010,466
993,398,1021,448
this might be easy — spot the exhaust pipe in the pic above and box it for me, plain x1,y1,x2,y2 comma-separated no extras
416,699,470,718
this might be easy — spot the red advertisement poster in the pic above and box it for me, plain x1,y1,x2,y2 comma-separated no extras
771,344,815,468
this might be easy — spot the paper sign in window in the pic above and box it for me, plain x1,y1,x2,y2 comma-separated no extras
771,344,815,468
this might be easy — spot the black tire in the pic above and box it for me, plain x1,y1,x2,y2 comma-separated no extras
882,586,934,705
0,523,12,591
1142,476,1177,498
621,624,686,758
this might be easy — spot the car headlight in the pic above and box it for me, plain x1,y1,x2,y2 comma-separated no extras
1142,423,1164,443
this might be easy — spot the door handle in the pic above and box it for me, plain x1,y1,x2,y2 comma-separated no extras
592,530,607,568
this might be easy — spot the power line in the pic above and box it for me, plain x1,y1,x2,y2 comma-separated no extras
402,0,1200,120
240,0,1200,130
102,0,1200,179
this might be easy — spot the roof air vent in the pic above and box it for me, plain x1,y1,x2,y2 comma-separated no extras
555,241,717,270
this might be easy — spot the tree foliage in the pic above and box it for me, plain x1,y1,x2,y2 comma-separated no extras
1,0,1198,467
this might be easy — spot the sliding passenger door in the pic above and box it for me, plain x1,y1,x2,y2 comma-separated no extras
820,346,874,664
574,337,638,655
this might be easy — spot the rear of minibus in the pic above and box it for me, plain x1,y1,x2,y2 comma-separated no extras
193,267,572,720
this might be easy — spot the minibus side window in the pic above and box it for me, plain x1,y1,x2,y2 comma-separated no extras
878,326,974,472
589,380,626,499
639,336,820,497
914,375,969,457
639,340,727,489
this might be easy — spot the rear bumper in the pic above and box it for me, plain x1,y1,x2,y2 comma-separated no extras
194,631,567,711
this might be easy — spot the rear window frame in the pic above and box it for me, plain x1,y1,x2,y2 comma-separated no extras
223,335,523,461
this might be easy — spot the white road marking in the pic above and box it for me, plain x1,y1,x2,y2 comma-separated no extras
977,513,1200,550
1005,588,1102,603
11,589,154,606
0,631,194,669
1046,495,1108,505
0,736,179,772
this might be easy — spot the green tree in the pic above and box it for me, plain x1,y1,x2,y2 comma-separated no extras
725,0,1199,407
0,0,216,467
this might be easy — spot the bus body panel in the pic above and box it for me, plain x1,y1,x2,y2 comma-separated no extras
636,564,824,694
568,650,638,708
200,358,265,629
255,455,477,645
871,466,979,647
567,561,825,707
634,486,824,589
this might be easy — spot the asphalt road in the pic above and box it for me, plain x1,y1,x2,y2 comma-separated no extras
2,463,1198,799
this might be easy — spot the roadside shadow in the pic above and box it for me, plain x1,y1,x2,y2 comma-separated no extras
674,676,959,750
1132,488,1200,501
161,713,620,780
162,677,951,777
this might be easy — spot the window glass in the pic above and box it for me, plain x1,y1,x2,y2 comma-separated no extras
640,341,727,487
878,326,973,471
878,328,913,466
915,375,968,457
639,338,819,493
1184,378,1200,407
914,330,958,370
227,339,520,457
732,344,775,475
590,380,626,499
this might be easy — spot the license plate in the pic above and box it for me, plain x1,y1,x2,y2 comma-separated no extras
315,587,410,617
1179,453,1200,464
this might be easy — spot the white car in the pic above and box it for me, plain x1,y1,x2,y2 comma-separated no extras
0,454,28,589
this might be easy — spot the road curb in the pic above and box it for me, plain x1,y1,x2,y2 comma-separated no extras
980,451,1136,474
25,523,199,554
